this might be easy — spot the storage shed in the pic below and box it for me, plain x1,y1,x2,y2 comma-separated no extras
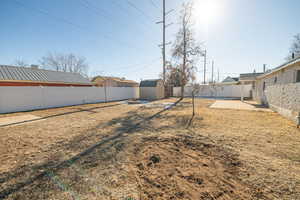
140,79,165,100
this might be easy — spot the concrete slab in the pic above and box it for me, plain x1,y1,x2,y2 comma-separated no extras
210,100,271,112
0,114,42,127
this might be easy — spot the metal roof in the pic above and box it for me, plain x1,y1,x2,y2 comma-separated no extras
140,79,162,87
0,65,91,85
239,73,264,81
257,57,300,79
222,76,239,83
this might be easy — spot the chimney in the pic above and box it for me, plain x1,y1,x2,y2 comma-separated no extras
263,64,266,73
30,65,39,69
292,53,295,59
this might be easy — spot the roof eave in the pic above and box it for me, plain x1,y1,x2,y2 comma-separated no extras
257,58,300,80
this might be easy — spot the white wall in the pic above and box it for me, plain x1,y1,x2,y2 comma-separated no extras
140,87,158,100
0,86,139,113
173,85,252,98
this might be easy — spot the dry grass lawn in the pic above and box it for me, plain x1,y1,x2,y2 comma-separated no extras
0,98,299,200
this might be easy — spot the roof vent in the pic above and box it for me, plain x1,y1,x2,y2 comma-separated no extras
30,65,39,69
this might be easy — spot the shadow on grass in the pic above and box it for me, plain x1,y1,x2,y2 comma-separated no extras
0,99,182,199
0,103,123,128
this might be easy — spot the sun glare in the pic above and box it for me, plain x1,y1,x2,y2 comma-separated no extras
194,0,222,26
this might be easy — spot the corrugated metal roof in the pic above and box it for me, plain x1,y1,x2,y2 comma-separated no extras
222,76,239,83
257,57,300,79
239,73,264,81
140,79,162,87
0,65,91,85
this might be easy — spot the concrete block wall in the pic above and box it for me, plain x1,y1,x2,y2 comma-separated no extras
265,83,300,123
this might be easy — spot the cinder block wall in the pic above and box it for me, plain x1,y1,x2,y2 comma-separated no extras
265,83,300,123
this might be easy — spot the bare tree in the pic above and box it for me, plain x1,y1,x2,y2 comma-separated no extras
14,59,28,67
287,33,300,61
39,52,89,76
191,82,200,116
172,2,202,99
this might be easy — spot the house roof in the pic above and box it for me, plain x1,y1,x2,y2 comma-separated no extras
140,79,162,87
222,76,239,83
0,65,91,85
91,76,138,84
239,73,264,81
257,57,300,79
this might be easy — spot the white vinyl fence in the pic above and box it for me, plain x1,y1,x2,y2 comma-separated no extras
0,87,139,113
173,85,252,98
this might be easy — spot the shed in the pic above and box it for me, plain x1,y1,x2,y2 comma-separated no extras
140,79,165,100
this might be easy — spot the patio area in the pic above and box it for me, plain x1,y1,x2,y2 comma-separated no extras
210,100,271,112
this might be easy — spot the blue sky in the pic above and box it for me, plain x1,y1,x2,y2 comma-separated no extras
0,0,299,82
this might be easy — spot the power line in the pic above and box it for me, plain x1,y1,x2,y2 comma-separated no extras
11,0,146,51
109,57,161,71
126,0,155,22
110,0,158,31
112,58,162,76
79,0,112,21
149,0,160,10
78,0,152,37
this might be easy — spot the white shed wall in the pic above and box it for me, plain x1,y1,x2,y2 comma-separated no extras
140,87,158,100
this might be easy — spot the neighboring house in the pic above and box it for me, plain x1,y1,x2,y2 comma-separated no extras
140,79,165,100
239,73,264,85
0,65,92,87
222,76,239,83
253,57,300,124
92,76,138,87
239,72,264,99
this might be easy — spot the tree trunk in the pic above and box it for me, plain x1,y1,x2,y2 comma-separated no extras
181,85,184,99
192,92,195,116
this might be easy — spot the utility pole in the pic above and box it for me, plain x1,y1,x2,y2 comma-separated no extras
203,50,207,84
211,60,214,83
218,69,220,82
163,0,166,85
157,0,173,86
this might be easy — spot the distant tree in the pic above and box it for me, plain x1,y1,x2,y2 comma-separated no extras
164,62,182,87
172,2,202,98
14,59,28,67
287,33,300,61
39,52,89,76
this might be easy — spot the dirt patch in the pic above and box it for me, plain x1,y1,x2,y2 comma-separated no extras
0,98,299,199
128,134,266,200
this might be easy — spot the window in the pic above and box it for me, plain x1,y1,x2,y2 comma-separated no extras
297,70,300,83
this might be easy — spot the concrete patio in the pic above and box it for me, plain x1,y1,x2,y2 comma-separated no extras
210,100,271,112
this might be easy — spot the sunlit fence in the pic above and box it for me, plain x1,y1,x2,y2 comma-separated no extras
0,87,139,113
173,85,252,98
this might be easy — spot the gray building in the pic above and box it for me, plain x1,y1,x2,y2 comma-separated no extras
140,79,165,100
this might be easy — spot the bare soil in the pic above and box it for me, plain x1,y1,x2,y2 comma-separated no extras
0,98,299,200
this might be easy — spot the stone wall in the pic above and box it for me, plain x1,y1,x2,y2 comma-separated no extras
253,63,300,104
265,83,300,123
